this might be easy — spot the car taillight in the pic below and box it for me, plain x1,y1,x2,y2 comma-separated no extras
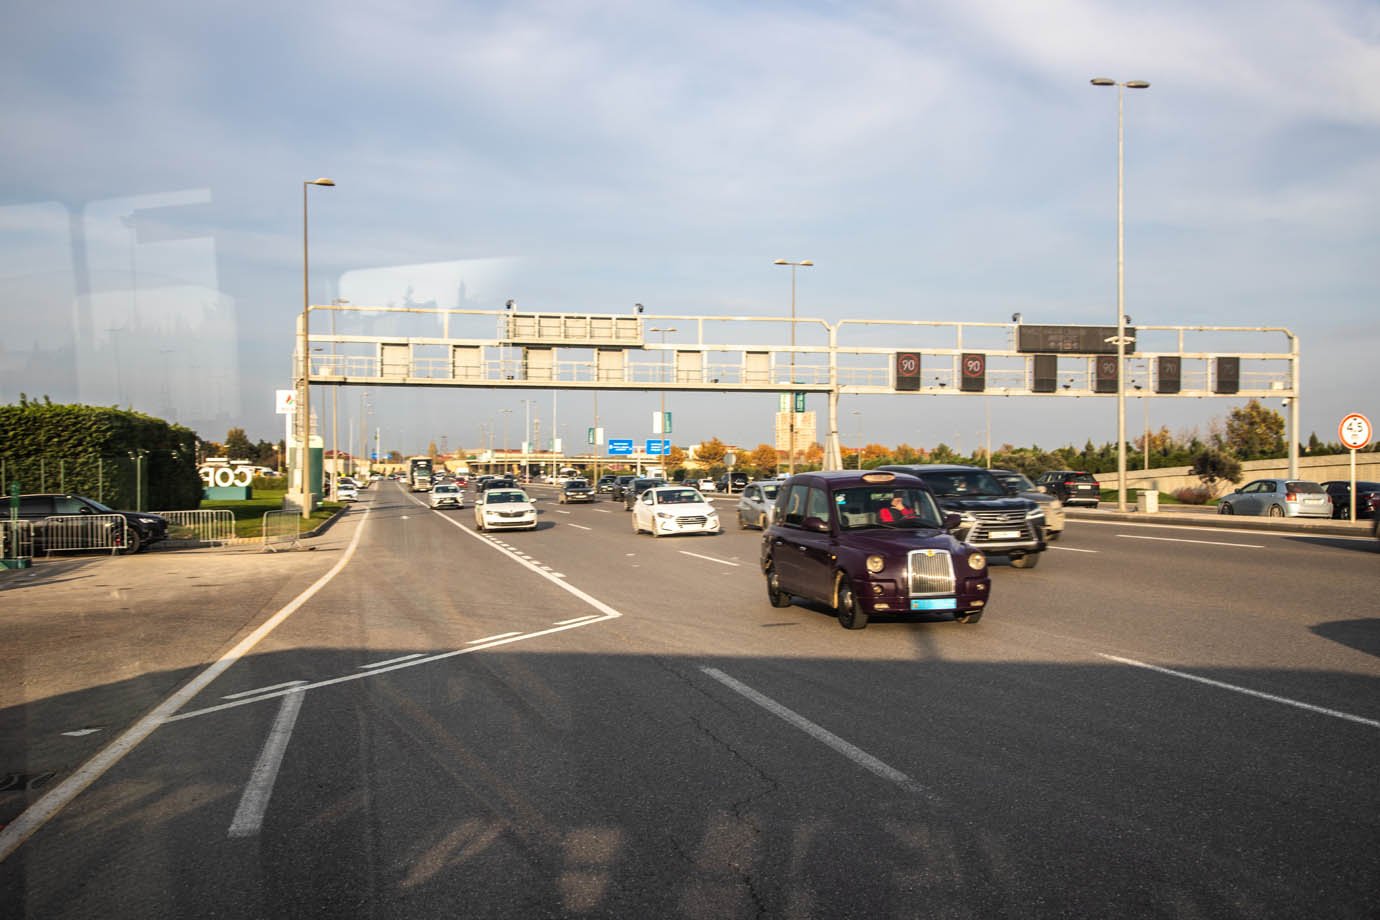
1285,492,1297,502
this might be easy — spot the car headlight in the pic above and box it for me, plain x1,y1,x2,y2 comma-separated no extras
656,511,672,519
967,552,987,571
865,554,885,574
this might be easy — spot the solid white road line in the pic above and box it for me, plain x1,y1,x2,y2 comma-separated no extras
555,614,601,626
227,690,306,838
700,667,927,796
223,680,308,700
568,523,592,531
1118,534,1264,549
0,509,372,863
1099,654,1380,729
1050,545,1099,553
468,632,523,644
360,653,425,669
679,551,740,567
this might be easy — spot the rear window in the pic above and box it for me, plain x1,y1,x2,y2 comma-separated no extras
1069,473,1098,483
1287,481,1324,493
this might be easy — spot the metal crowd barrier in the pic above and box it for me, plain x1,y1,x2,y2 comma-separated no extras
262,510,301,552
34,514,126,555
2,519,36,565
155,509,238,546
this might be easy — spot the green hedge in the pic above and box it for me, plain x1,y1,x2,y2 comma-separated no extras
0,402,203,510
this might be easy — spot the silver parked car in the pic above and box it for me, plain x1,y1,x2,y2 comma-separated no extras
1217,478,1332,518
736,479,784,530
990,469,1064,541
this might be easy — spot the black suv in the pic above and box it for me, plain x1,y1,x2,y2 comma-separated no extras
716,472,749,493
761,470,990,629
878,465,1046,568
596,474,619,494
1035,470,1101,507
14,493,169,554
610,475,638,501
622,478,665,510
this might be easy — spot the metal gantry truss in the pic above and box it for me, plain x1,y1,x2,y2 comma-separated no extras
299,304,1301,475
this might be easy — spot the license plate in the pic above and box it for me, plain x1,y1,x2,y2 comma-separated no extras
990,530,1020,540
910,598,957,611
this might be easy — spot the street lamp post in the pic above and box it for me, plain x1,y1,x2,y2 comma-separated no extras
1091,78,1149,512
298,177,334,518
773,259,813,475
851,409,862,469
650,326,677,448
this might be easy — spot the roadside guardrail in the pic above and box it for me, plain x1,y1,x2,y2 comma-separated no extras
155,509,238,547
32,514,127,555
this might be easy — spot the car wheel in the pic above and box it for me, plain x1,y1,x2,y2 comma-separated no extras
1218,502,1233,515
836,579,868,630
117,527,143,556
766,565,792,608
956,609,983,625
758,513,768,530
1267,504,1284,518
738,513,748,530
1010,552,1041,569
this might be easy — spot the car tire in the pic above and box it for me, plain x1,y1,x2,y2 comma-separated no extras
1010,552,1041,569
1268,505,1284,518
836,579,868,630
758,513,768,530
1218,503,1233,515
738,513,748,530
117,527,143,556
766,565,792,608
632,516,641,534
956,609,983,625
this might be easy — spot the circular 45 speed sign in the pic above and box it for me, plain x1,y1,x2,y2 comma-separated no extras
1338,412,1372,450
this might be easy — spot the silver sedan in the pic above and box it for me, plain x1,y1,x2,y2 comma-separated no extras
1217,479,1332,518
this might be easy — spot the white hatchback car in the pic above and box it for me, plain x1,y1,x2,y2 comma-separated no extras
430,483,462,509
474,488,537,531
631,485,721,537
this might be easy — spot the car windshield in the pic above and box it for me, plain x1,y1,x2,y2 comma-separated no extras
917,470,1008,499
435,485,457,493
656,490,701,504
566,480,589,489
759,485,779,500
995,472,1035,491
834,487,943,530
487,491,527,504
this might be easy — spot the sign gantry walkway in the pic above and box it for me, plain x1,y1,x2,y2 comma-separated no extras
297,304,1301,474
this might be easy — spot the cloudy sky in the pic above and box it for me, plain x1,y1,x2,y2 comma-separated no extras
2,0,1376,458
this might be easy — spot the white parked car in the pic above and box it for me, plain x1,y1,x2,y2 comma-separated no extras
336,483,359,502
697,478,716,492
474,488,537,531
430,483,463,509
631,485,721,537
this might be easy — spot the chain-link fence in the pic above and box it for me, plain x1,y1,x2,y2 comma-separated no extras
1,451,199,511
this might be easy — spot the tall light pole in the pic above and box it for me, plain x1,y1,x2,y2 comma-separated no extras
650,326,677,449
298,176,335,517
1091,78,1149,511
773,259,813,475
851,409,862,469
501,408,513,474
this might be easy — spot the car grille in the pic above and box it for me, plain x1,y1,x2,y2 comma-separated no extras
970,509,1026,526
907,550,956,596
676,515,708,526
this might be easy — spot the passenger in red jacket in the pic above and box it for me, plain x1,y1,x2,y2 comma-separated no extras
879,494,916,523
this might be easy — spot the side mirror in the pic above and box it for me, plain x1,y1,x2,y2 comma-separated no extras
803,516,830,533
1233,488,1243,494
942,512,963,531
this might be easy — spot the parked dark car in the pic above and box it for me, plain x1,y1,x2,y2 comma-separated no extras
760,470,990,629
622,478,665,510
14,493,168,554
1320,480,1380,520
596,474,619,494
1035,470,1101,508
559,478,595,503
878,465,1046,568
610,475,638,501
716,472,749,493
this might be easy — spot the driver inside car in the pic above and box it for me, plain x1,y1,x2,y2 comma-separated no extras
879,493,916,523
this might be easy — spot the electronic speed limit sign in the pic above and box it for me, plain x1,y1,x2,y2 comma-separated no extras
1338,413,1372,450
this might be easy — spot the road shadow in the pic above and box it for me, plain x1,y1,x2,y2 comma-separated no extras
1311,618,1380,658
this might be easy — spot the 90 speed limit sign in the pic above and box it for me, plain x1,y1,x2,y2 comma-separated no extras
1338,413,1372,450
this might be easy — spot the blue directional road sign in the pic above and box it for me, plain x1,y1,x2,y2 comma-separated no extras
645,439,670,456
608,438,634,455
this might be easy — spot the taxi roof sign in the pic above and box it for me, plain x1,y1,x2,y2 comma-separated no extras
861,472,897,483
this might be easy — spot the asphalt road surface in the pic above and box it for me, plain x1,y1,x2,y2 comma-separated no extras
2,480,1376,919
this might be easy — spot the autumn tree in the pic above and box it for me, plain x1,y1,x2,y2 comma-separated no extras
1223,400,1285,460
694,437,728,467
747,443,779,476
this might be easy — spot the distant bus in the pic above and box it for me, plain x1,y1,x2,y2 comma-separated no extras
409,457,434,492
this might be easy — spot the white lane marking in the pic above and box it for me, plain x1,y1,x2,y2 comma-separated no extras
679,551,740,567
1073,517,1364,541
359,653,425,670
61,729,101,738
595,508,612,513
568,523,592,531
227,690,306,838
1117,534,1263,549
469,632,522,644
0,509,371,863
555,614,601,626
223,680,308,700
1050,545,1099,553
701,668,927,796
1099,654,1380,730
553,509,571,515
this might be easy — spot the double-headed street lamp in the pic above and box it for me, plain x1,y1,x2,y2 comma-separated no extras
298,177,335,517
773,259,813,475
1090,77,1149,512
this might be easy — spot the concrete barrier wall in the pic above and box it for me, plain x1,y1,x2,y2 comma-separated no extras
1101,454,1380,497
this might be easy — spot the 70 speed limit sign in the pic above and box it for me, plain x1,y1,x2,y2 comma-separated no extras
1338,413,1372,450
